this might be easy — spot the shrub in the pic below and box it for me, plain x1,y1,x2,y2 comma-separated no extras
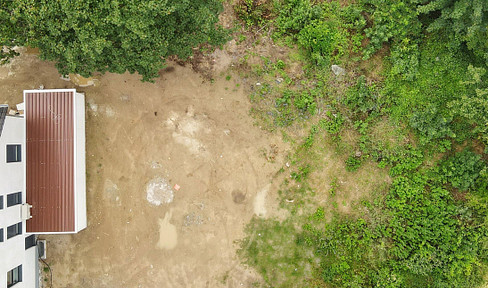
275,0,364,65
321,111,344,136
344,75,381,118
346,154,362,172
234,0,275,28
361,0,421,58
297,20,346,66
409,103,455,144
440,150,486,192
294,90,316,114
275,0,322,35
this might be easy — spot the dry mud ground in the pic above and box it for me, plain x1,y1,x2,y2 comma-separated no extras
0,52,290,287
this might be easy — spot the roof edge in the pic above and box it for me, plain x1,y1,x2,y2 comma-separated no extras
24,88,76,94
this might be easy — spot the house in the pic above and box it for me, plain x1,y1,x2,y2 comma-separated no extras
0,89,86,287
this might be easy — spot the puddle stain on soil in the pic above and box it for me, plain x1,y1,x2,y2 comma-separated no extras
157,210,178,250
253,184,270,218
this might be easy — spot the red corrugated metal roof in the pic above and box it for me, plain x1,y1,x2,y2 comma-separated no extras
25,90,75,233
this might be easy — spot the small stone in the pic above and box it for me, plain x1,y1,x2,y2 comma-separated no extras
60,75,71,81
331,65,346,76
276,77,283,84
120,94,131,101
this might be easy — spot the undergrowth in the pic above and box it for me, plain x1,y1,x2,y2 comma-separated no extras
237,0,488,287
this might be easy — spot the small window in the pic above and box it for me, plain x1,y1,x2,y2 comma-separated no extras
25,235,36,250
7,192,21,207
7,222,22,239
0,228,3,242
6,145,21,163
7,265,22,287
0,195,3,209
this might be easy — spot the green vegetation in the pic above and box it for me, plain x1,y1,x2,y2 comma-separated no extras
2,0,488,286
234,0,275,28
275,0,364,65
0,0,227,81
237,0,488,287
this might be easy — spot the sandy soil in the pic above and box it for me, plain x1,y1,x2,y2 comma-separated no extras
0,51,289,287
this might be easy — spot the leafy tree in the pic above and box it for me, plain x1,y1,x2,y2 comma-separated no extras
418,0,488,65
0,0,227,81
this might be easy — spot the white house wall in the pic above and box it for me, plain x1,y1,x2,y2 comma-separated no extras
0,115,38,288
75,92,87,232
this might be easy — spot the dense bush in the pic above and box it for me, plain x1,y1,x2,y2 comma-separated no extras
418,0,488,66
409,103,454,144
275,0,364,65
439,150,486,192
296,20,346,66
382,36,471,147
234,0,275,28
448,65,488,147
344,75,381,119
361,0,421,59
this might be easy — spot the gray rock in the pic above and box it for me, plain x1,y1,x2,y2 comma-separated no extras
331,65,346,76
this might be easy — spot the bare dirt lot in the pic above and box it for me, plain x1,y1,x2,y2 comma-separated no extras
1,52,290,287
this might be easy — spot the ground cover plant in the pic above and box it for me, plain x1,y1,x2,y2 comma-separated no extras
237,0,488,287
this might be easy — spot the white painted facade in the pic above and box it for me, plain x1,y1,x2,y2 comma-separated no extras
74,92,87,233
0,115,38,288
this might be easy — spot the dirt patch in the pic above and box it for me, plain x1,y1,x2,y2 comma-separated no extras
232,189,246,204
157,210,178,250
310,148,391,216
359,44,389,82
0,53,291,287
253,184,270,217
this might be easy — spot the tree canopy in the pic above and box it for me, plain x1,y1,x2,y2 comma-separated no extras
0,0,227,81
418,0,488,65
